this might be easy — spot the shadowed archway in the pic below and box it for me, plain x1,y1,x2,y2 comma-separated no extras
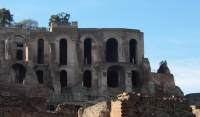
106,38,118,62
131,71,138,87
38,39,44,64
36,70,43,84
12,63,27,83
83,70,92,88
129,39,137,64
84,38,91,64
60,70,67,87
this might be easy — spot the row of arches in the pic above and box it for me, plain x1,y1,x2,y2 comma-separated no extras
36,38,137,64
11,64,138,90
59,70,92,88
107,71,138,87
107,66,138,88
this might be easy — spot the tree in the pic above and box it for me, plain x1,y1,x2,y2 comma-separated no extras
49,12,70,27
14,19,38,30
0,8,13,27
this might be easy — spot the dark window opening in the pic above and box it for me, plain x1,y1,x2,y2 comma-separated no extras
36,70,43,84
12,63,27,83
60,70,67,88
60,39,67,65
129,39,137,63
107,70,118,87
38,39,44,64
17,44,23,47
106,38,118,62
83,70,91,88
16,50,23,60
47,105,55,111
132,71,137,87
84,38,91,64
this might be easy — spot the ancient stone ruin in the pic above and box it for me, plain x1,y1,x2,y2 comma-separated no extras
0,22,196,116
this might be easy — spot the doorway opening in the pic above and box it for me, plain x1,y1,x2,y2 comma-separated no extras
83,70,92,88
84,38,91,64
36,70,43,84
129,39,137,63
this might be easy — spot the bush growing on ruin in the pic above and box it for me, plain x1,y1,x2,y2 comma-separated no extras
49,12,71,26
13,19,39,30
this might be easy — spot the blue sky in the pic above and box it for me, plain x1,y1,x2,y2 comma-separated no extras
1,0,200,95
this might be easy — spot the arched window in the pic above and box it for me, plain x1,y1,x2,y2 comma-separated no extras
36,70,43,84
60,70,67,87
60,39,67,65
84,38,91,64
38,39,44,64
83,70,92,88
107,70,118,87
106,38,118,62
16,50,23,60
129,39,137,63
132,71,138,87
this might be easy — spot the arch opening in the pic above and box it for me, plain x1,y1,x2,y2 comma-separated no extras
129,39,137,64
36,70,43,84
60,70,67,88
84,38,91,64
131,71,138,87
38,39,44,64
60,39,67,65
12,63,27,83
83,70,91,88
16,50,23,60
107,70,118,87
106,38,118,62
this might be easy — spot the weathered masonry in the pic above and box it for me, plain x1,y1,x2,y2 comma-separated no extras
0,22,183,97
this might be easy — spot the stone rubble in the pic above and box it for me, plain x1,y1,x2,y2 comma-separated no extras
80,92,196,117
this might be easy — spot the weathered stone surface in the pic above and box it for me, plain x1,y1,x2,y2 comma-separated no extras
0,24,182,98
55,103,79,116
0,96,75,117
110,92,195,117
24,67,38,84
79,101,111,117
0,83,53,99
191,105,200,117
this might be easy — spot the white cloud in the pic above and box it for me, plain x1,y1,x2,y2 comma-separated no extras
168,58,200,95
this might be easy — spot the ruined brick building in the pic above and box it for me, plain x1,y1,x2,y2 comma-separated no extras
0,22,183,97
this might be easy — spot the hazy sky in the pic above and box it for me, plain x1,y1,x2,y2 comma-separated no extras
1,0,200,95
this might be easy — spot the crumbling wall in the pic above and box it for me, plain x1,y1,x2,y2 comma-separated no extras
140,58,182,98
110,92,195,117
0,96,77,117
79,101,111,117
0,83,53,99
55,103,81,116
